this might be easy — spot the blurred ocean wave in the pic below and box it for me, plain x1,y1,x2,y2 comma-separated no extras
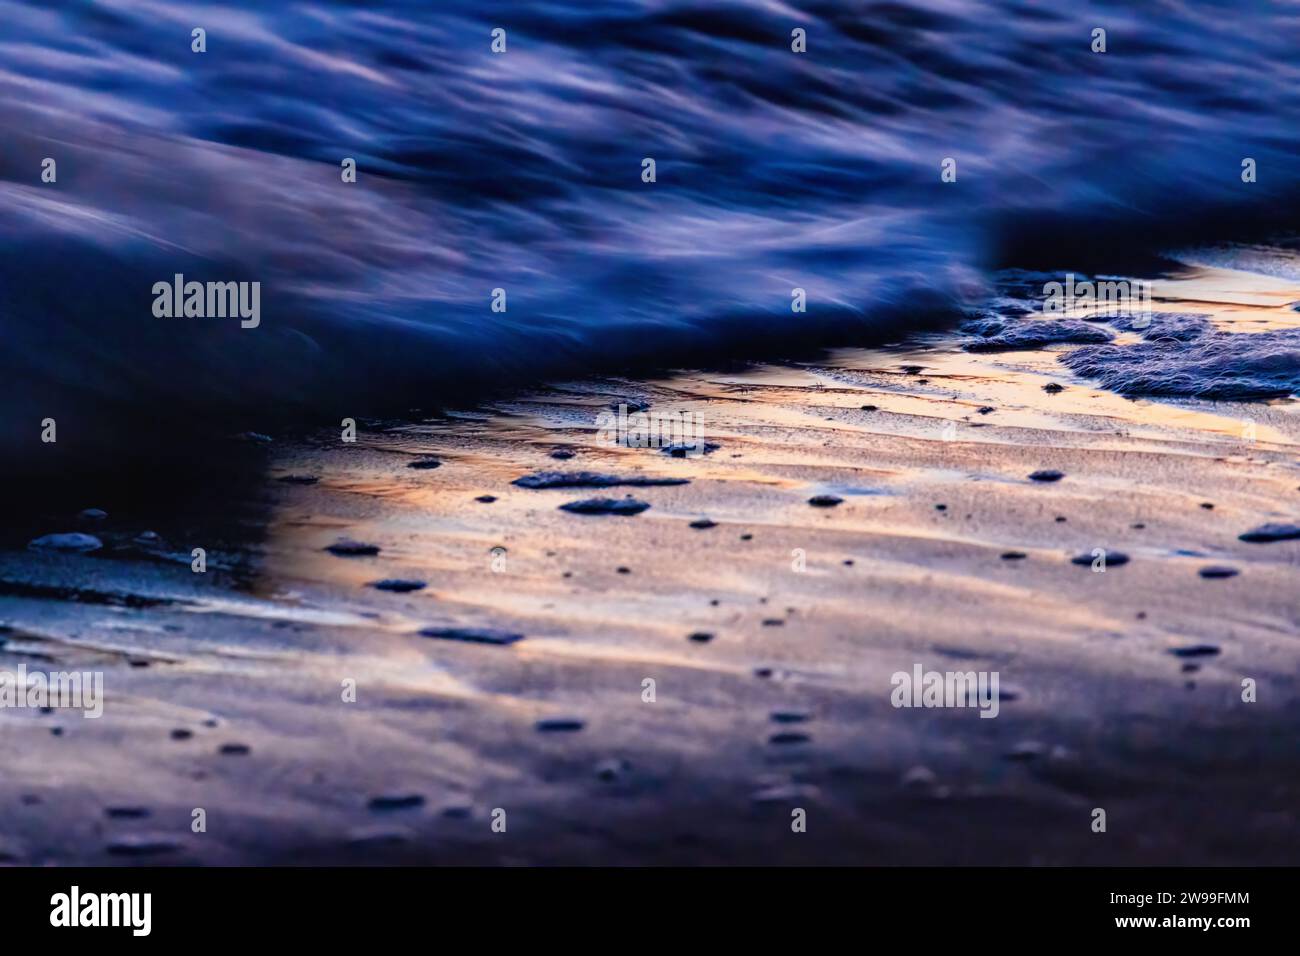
2,0,1299,454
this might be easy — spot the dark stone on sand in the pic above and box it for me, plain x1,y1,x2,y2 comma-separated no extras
808,494,843,507
549,449,576,460
595,758,631,782
900,365,924,374
1043,383,1064,393
475,495,497,503
762,618,784,627
616,566,631,574
515,471,687,490
688,631,713,643
1238,522,1300,543
595,764,629,785
170,728,193,741
558,497,650,516
419,626,523,646
770,711,810,724
1001,551,1027,560
28,532,102,553
106,836,180,857
105,807,150,819
1028,469,1065,482
740,533,753,540
661,442,720,457
861,404,878,411
535,718,584,733
768,731,810,745
369,579,427,593
219,743,251,756
326,539,380,557
977,406,995,414
689,518,717,529
78,508,108,520
935,504,947,511
754,667,774,679
1198,566,1239,579
1200,502,1214,510
1169,644,1220,658
407,458,442,469
1071,551,1129,567
368,794,425,812
278,474,319,485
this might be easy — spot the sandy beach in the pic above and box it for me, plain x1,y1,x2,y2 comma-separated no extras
2,262,1297,866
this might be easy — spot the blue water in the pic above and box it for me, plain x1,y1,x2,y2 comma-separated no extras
2,0,1299,454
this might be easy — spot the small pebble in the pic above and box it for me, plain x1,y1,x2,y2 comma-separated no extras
407,458,442,470
687,632,713,643
105,807,151,819
1168,644,1220,658
689,518,717,529
28,533,102,553
368,794,425,812
1070,551,1129,567
1238,522,1300,543
1198,566,1238,580
419,627,523,646
535,718,584,733
218,743,251,756
768,731,810,745
595,759,630,783
558,497,650,516
326,539,381,557
1028,469,1064,482
808,494,843,508
369,579,426,592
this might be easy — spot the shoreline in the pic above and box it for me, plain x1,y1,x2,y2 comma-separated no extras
2,315,1297,864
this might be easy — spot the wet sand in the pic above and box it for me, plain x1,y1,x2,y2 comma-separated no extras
2,273,1298,865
